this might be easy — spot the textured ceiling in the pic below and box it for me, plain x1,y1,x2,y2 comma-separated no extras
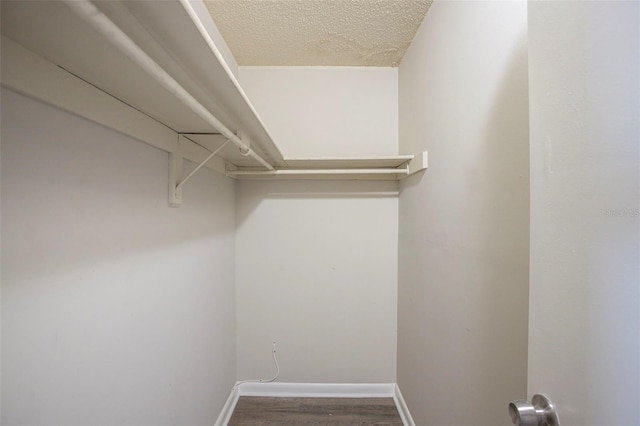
204,0,433,67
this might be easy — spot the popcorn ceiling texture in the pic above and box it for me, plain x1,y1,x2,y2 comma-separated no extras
204,0,433,67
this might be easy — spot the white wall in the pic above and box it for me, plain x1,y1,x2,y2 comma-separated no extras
236,180,398,383
528,2,640,424
239,67,398,157
235,67,399,383
397,2,529,425
1,89,237,425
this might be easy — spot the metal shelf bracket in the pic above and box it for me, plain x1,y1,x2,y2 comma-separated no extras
169,136,230,207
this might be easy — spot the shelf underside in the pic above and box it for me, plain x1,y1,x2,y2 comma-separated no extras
1,1,426,181
1,0,284,168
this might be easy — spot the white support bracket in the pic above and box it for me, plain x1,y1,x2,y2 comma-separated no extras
169,137,230,207
406,151,428,176
169,139,184,207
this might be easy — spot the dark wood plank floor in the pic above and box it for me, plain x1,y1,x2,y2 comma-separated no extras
227,396,403,425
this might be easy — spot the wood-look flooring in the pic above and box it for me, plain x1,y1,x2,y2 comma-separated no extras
227,396,403,425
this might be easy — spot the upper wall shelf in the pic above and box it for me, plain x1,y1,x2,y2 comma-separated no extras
1,0,285,168
1,0,427,200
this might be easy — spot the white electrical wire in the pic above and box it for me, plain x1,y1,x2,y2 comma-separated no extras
233,342,280,391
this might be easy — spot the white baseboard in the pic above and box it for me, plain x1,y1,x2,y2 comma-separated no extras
393,384,416,426
237,382,396,398
217,382,415,426
214,385,240,426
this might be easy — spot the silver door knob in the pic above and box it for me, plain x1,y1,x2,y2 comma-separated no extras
508,394,559,426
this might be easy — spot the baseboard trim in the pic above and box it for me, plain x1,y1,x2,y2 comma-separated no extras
218,382,415,426
393,384,416,426
214,384,240,426
236,382,396,398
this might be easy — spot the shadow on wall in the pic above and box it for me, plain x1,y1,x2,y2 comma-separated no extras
235,179,399,228
397,29,530,426
475,29,530,405
1,89,236,284
1,89,238,425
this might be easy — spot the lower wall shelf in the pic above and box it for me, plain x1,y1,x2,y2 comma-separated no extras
226,152,428,181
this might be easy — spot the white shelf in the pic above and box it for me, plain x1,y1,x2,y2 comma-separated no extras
1,1,428,189
283,156,415,169
228,168,409,181
225,155,418,180
1,0,285,168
